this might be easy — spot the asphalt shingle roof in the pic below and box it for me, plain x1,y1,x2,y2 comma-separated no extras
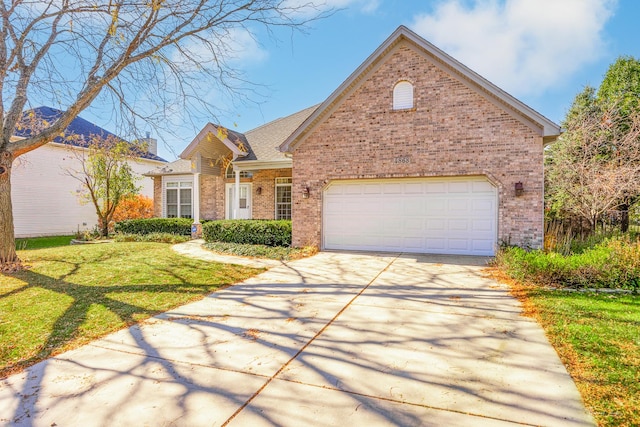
144,158,192,176
237,104,319,163
14,106,166,162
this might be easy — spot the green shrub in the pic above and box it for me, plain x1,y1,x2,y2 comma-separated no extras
114,218,193,236
114,233,190,244
204,242,316,260
496,236,640,290
203,220,291,247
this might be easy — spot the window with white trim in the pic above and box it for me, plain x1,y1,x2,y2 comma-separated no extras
393,80,414,110
225,163,253,179
275,177,292,220
165,181,192,218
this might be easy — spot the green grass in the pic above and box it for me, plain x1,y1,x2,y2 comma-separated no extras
204,241,317,260
496,236,640,290
507,284,640,426
495,235,640,425
0,242,262,377
15,235,74,250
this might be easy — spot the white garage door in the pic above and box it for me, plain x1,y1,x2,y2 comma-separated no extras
323,177,497,256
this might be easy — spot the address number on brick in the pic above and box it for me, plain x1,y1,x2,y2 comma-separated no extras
394,156,411,164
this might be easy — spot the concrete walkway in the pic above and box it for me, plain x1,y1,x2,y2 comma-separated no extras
0,251,594,426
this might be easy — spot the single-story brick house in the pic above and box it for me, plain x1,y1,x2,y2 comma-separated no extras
147,26,560,256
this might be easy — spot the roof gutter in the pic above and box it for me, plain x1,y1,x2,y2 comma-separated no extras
233,159,292,171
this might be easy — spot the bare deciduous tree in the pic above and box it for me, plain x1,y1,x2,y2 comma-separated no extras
0,0,322,268
546,93,640,230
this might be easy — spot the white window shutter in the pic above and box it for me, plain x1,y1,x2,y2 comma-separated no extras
393,81,414,110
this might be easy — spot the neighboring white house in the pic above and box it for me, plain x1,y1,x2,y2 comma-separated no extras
11,107,166,237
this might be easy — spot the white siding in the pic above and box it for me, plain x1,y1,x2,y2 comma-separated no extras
11,143,164,237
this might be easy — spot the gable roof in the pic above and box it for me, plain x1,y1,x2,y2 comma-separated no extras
180,122,250,160
179,104,319,167
280,26,561,153
14,106,166,162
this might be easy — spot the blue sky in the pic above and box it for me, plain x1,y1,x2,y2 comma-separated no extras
82,0,640,161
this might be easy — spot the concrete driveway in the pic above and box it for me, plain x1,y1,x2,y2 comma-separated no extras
1,251,594,426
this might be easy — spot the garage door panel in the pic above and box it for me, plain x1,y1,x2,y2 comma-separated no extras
363,183,383,194
325,184,346,195
361,200,381,212
344,184,364,195
404,182,424,194
426,199,447,215
425,182,447,193
425,238,447,250
448,239,470,251
448,181,470,193
472,219,494,231
324,199,343,211
403,199,424,216
323,177,496,256
357,235,382,247
382,236,402,247
384,199,404,215
448,219,469,230
448,199,471,212
383,183,403,194
426,219,446,231
472,239,494,251
472,180,495,193
473,198,494,212
402,237,424,251
404,218,424,231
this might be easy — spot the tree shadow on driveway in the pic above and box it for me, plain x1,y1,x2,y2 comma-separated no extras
1,252,594,426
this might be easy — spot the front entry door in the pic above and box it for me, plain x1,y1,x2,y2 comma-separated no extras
226,184,252,219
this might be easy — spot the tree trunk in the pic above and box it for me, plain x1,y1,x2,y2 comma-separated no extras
619,203,630,233
100,216,109,238
0,150,19,265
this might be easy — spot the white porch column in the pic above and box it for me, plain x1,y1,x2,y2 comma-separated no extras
192,172,201,224
234,169,240,219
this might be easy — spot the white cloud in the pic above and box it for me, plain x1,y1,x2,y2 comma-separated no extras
170,27,268,72
225,28,269,64
410,0,616,96
283,0,380,16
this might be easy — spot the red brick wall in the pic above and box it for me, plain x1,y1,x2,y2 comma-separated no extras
251,169,292,219
214,169,292,219
291,41,544,250
200,174,223,220
152,177,162,217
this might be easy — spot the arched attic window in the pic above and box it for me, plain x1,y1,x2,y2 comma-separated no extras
225,163,253,179
393,80,414,110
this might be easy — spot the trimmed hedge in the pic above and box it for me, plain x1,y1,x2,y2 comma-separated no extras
203,220,291,247
114,218,193,236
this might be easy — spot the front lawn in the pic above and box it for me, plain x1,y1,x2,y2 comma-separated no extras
0,242,262,378
15,235,74,250
509,284,639,426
